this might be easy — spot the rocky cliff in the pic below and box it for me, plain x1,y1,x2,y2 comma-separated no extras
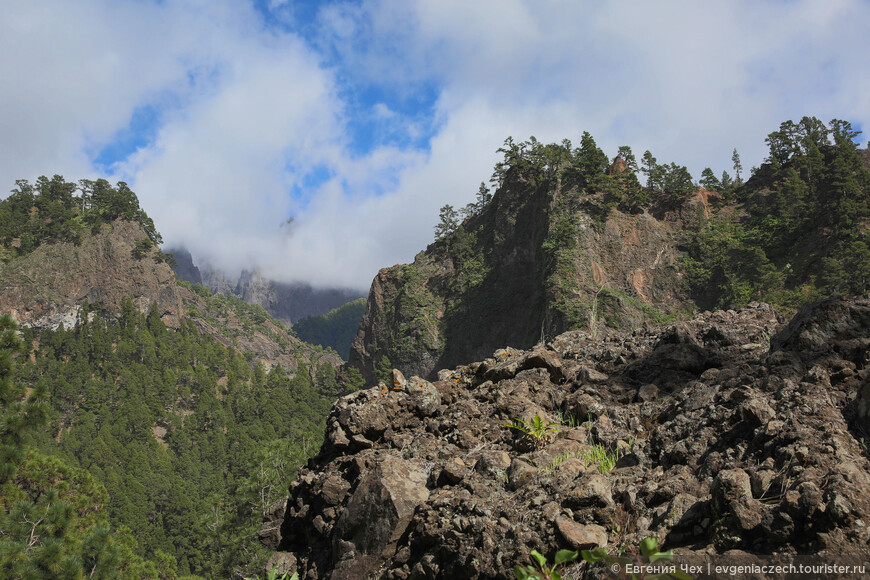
350,166,692,381
0,220,186,330
169,247,203,285
350,126,870,384
271,297,870,579
0,219,337,372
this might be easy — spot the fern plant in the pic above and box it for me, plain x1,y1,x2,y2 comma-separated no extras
245,567,299,580
504,415,560,449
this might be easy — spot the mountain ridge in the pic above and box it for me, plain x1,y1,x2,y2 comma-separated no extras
349,162,697,382
171,248,364,327
349,118,870,383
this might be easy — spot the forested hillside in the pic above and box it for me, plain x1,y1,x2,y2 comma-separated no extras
20,303,333,578
0,175,169,266
684,118,870,310
0,179,340,578
293,297,367,359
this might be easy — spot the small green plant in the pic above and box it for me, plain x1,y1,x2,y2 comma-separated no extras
554,409,578,428
581,443,621,473
499,468,510,484
538,451,573,475
245,567,299,580
514,549,578,580
581,537,691,580
504,415,560,449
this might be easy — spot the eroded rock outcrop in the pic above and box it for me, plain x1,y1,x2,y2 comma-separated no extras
0,220,185,329
0,219,338,373
275,298,870,579
349,168,693,381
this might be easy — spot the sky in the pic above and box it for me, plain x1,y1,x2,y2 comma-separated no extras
2,0,870,291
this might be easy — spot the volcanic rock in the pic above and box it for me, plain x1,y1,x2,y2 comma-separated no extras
275,298,870,579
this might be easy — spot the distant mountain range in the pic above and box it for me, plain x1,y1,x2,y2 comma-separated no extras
169,247,364,326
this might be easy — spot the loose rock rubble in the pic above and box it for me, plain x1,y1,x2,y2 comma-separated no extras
267,298,870,579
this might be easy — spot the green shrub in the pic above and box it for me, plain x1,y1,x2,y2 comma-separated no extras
245,567,298,580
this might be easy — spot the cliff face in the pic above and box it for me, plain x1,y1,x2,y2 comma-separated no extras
198,262,235,295
350,170,691,380
350,139,870,383
168,247,202,285
272,297,870,579
0,219,337,372
0,220,186,330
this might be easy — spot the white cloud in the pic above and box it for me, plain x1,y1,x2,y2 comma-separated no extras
2,0,869,291
121,37,348,274
372,103,395,119
331,0,870,171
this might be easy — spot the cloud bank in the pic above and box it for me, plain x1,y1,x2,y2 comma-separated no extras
2,0,869,290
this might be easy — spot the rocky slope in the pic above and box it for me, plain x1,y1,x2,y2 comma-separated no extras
350,166,695,381
0,219,338,372
0,220,186,330
269,297,870,579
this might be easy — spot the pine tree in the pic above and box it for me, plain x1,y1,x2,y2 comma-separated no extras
434,205,459,241
641,150,663,191
662,163,694,200
700,168,720,191
575,132,609,184
341,367,365,393
375,354,392,384
622,171,649,212
732,148,743,185
615,146,639,173
475,182,492,212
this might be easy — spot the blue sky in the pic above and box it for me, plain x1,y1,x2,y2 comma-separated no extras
93,104,164,172
2,0,870,289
